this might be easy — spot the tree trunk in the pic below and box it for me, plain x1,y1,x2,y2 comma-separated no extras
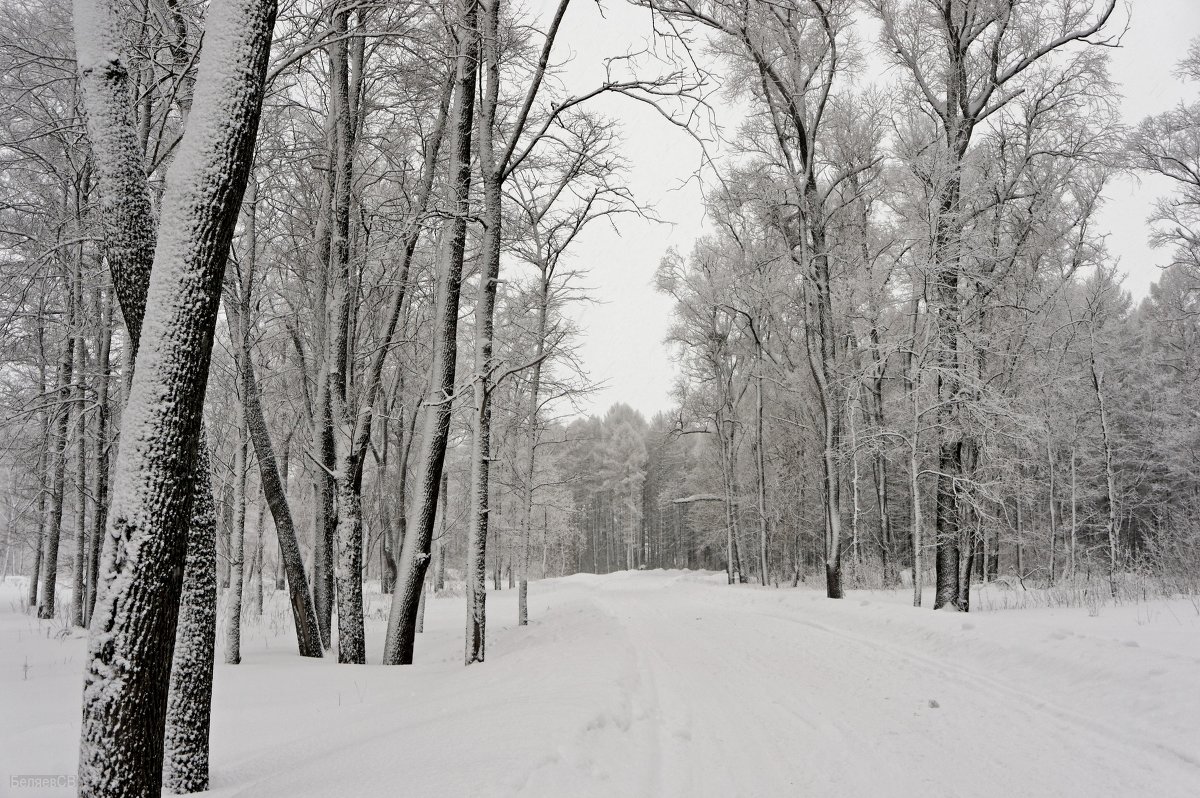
163,429,218,793
1091,356,1120,595
798,215,842,599
1046,432,1057,585
327,6,367,666
86,284,113,626
229,299,323,658
76,0,277,790
250,493,265,617
225,417,248,665
933,442,962,609
1069,442,1077,580
755,358,769,586
71,250,88,627
311,401,336,648
28,324,49,610
38,316,73,620
383,0,477,665
434,469,448,592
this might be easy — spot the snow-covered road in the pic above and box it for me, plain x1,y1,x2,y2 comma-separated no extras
2,570,1198,797
573,573,1200,797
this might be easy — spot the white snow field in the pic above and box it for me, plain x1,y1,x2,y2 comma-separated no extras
2,570,1199,797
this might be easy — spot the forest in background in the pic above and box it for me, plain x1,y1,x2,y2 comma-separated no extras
1,0,1199,793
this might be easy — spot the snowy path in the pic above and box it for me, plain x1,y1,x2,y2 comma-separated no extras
2,571,1199,797
578,575,1200,797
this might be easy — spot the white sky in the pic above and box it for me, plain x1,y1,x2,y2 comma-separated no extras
535,0,1200,419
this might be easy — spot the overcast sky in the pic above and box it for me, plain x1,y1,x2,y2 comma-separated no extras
535,0,1200,419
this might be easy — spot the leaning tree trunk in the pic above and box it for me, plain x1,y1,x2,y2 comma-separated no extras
76,0,277,792
383,0,478,666
228,298,324,658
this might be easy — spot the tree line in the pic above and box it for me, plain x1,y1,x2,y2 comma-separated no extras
0,0,1197,796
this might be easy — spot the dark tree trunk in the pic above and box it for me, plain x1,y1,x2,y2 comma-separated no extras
38,322,74,620
70,249,88,628
230,301,323,658
382,0,477,665
85,284,113,626
163,430,218,793
933,444,961,610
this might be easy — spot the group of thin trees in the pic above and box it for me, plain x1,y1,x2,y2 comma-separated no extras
0,0,679,794
640,1,1200,608
1,0,1199,794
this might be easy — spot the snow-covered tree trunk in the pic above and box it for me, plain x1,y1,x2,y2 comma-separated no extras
467,0,503,651
327,6,367,665
333,473,364,661
76,0,277,791
384,0,477,665
38,326,73,619
163,428,218,793
225,419,247,665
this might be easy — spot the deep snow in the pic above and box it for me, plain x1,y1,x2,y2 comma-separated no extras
2,571,1198,797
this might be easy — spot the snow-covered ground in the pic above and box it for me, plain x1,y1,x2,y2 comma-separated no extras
2,570,1198,797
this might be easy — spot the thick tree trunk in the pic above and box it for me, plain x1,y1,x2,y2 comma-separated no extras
76,0,277,791
383,0,478,666
163,429,218,793
933,442,961,609
327,6,367,665
311,403,336,648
